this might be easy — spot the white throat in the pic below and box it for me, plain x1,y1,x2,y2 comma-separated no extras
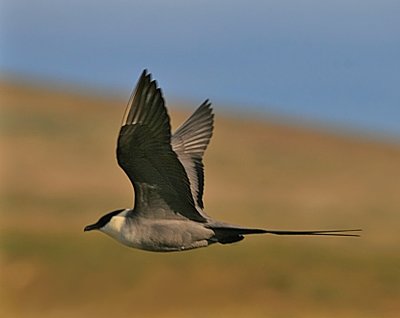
100,209,129,241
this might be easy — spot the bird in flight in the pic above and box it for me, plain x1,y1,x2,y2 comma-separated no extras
84,70,361,252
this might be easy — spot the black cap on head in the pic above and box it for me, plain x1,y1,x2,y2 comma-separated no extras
84,209,125,232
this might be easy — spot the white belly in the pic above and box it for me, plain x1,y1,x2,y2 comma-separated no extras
100,217,214,252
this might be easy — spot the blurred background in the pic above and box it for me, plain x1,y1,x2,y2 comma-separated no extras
1,1,399,317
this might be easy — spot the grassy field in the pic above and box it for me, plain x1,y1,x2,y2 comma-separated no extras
1,80,400,317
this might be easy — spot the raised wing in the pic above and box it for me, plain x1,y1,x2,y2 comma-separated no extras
171,101,214,210
117,70,207,222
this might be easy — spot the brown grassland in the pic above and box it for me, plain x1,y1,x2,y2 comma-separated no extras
1,81,400,317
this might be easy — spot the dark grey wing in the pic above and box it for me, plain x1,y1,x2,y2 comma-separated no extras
117,70,207,222
171,101,214,211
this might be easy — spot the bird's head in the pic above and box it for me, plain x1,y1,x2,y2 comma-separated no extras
84,209,126,232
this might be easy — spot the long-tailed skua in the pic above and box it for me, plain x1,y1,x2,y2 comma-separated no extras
84,70,361,252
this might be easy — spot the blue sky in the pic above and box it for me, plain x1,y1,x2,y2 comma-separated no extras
2,0,400,138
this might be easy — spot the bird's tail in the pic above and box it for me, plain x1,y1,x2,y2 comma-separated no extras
209,226,361,245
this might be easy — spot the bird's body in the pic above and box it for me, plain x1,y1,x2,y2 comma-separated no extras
84,70,360,252
101,209,214,252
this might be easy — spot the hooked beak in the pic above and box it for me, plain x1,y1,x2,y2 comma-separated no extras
84,224,98,232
